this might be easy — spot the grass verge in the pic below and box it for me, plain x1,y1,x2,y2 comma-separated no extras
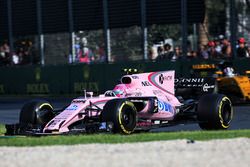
0,124,249,147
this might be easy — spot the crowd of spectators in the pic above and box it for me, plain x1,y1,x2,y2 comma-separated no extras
149,37,250,62
0,39,35,66
71,37,106,64
1,36,250,66
0,41,10,66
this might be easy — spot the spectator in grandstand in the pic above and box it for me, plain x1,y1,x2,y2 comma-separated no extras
171,46,182,61
187,50,198,60
214,39,222,53
0,41,11,66
74,38,81,63
12,40,33,65
156,43,174,61
16,47,24,64
158,45,164,55
11,52,20,65
221,39,232,59
199,45,209,59
0,45,6,65
237,37,249,58
163,43,174,59
78,37,95,64
78,47,88,63
95,44,106,63
156,46,164,60
207,41,222,59
2,41,10,54
20,40,33,65
148,46,158,61
248,47,250,58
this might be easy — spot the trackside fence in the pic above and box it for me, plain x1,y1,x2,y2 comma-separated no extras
0,58,249,95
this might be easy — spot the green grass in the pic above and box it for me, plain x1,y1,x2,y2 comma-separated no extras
0,124,249,146
0,124,5,135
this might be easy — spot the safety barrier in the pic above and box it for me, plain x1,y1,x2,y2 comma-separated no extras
0,58,249,95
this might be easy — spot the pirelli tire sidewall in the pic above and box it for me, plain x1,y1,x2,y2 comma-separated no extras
102,99,137,134
197,94,233,130
19,100,54,129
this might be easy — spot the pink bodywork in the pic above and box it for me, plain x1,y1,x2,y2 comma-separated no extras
43,71,182,133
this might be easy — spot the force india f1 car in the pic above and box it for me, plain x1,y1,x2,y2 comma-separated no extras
5,70,233,135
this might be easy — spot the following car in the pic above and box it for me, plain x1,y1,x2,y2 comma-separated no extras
191,61,250,103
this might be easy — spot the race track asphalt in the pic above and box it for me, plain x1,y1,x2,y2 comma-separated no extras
0,97,249,131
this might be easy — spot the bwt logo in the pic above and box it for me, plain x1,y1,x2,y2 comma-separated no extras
158,101,173,113
159,74,172,84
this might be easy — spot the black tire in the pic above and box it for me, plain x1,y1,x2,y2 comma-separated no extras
197,94,233,130
102,99,137,134
19,100,54,130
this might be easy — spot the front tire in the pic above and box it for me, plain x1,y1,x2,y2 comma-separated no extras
197,94,233,130
102,99,137,134
19,100,54,131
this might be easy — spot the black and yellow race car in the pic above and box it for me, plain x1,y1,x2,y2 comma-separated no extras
191,61,250,104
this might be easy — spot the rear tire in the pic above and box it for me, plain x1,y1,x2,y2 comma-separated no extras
19,100,54,131
197,94,233,130
102,99,137,134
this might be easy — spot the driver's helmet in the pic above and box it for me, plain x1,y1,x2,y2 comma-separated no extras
113,84,127,97
223,67,235,77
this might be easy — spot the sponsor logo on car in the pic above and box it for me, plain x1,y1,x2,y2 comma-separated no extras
175,78,206,87
159,74,172,84
141,81,152,86
66,105,78,111
202,83,215,92
132,76,139,79
152,90,162,95
175,78,205,83
158,100,173,113
192,64,216,70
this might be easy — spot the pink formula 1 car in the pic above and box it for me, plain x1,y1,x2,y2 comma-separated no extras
6,70,233,135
